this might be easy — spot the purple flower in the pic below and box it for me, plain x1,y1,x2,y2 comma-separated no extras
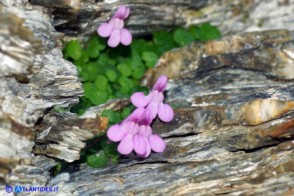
107,75,173,158
107,107,166,157
135,124,166,158
107,108,144,155
134,112,166,157
131,75,174,122
97,5,132,48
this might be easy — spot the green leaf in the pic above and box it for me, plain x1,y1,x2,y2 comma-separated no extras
142,52,158,68
96,37,107,51
130,85,149,95
105,69,117,82
117,63,132,77
118,76,134,89
153,31,173,46
199,23,221,41
130,52,144,69
79,71,89,82
103,143,120,158
99,137,108,149
131,39,157,56
109,44,131,60
188,25,201,40
131,65,145,79
94,75,109,91
83,83,108,105
106,85,113,96
114,90,128,98
53,162,62,176
153,31,177,54
87,42,100,58
86,62,105,81
91,90,108,105
98,54,110,66
120,107,132,119
86,37,106,59
74,50,89,67
64,40,82,60
83,82,96,99
86,152,108,168
120,86,130,94
173,28,194,46
101,109,121,124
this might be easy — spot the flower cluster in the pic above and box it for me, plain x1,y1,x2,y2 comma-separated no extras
97,5,132,48
107,75,174,157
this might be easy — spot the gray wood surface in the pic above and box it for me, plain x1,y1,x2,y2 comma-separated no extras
0,0,293,195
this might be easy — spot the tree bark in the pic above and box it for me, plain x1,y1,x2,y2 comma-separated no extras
46,29,294,195
29,0,294,39
0,0,293,195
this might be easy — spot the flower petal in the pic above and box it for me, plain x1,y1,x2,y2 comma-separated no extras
123,7,130,19
152,75,168,92
138,125,152,137
149,134,166,153
146,101,159,120
145,126,152,137
121,121,138,135
113,5,130,20
109,18,124,29
143,137,152,157
118,134,134,155
158,103,174,122
130,92,150,107
141,109,153,125
97,22,113,37
134,134,146,155
108,29,120,47
123,107,145,123
107,124,126,142
120,28,132,46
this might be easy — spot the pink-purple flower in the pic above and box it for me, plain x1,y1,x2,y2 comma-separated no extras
131,75,174,122
107,108,166,157
107,75,173,158
97,5,132,48
107,108,144,154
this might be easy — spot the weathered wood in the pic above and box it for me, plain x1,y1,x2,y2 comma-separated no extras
147,29,294,87
49,142,293,195
46,30,294,195
28,0,294,39
0,0,293,195
80,98,130,119
34,112,108,162
0,0,83,187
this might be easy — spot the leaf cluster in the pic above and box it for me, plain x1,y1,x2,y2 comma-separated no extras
61,23,221,168
63,23,221,116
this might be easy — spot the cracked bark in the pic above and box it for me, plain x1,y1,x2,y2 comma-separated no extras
47,30,294,196
0,0,293,195
30,0,294,38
